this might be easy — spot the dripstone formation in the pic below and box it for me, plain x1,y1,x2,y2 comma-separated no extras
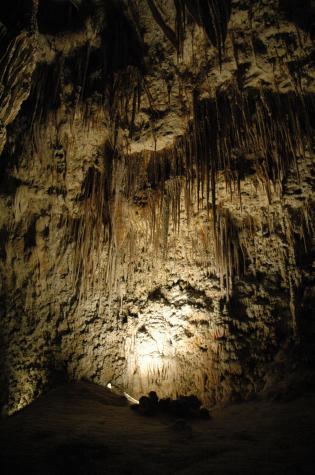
0,0,314,415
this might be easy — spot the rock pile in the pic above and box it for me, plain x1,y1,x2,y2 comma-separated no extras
135,391,211,420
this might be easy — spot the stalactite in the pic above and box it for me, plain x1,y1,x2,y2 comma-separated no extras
213,206,244,298
5,1,312,306
0,31,37,127
174,0,186,57
260,199,315,338
107,66,144,145
70,144,113,299
181,0,232,68
92,84,313,299
146,0,178,51
17,68,314,303
145,0,231,64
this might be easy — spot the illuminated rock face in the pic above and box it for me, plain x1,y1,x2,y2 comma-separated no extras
0,0,315,414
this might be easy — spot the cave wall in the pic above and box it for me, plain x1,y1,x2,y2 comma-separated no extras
0,0,314,414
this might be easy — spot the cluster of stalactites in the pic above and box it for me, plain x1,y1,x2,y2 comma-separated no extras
70,84,314,302
146,0,231,65
130,85,313,227
25,47,144,155
134,85,314,294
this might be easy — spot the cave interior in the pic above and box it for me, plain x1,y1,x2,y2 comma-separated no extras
0,1,315,474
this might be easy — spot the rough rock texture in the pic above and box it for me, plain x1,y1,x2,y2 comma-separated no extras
0,0,314,414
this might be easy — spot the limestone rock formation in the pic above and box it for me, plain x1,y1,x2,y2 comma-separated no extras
0,0,314,415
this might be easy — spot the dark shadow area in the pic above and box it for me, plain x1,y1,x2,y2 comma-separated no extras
1,381,315,475
0,0,32,31
279,0,315,34
101,0,145,75
38,0,87,35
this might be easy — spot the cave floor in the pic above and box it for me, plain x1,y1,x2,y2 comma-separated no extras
0,382,314,475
